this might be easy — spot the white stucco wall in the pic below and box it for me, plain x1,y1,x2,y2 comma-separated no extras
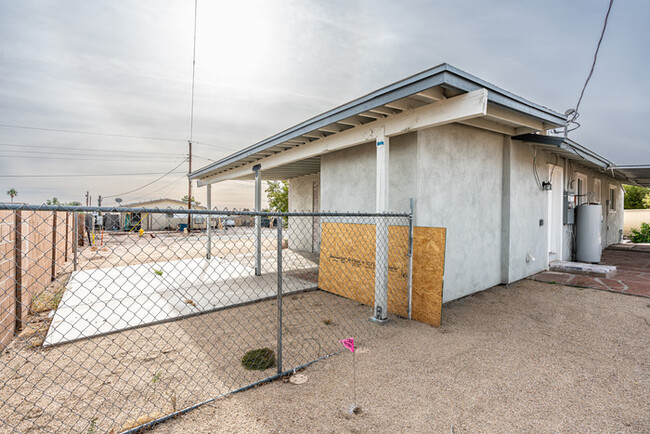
415,124,504,301
308,122,626,303
503,139,549,282
624,209,650,236
320,124,506,302
287,173,320,252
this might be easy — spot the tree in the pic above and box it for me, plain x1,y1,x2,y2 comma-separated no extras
623,185,650,209
44,197,82,206
644,193,650,209
181,195,201,206
6,188,17,202
265,181,288,213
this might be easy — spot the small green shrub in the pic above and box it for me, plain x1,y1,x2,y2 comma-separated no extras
630,222,650,243
241,348,276,370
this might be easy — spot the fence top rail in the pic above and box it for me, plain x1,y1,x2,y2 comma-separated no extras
0,203,411,218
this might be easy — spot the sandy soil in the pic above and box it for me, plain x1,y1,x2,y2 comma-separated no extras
152,280,650,433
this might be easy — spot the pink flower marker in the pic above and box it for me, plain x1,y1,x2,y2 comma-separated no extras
339,338,354,353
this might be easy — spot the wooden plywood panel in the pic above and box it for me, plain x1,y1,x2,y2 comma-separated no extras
411,226,446,327
318,222,409,317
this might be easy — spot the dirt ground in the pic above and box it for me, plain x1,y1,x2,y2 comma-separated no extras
153,280,650,433
0,290,378,433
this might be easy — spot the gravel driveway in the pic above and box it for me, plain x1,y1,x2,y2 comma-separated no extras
154,279,650,433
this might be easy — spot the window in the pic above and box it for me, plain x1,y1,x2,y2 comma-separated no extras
593,179,601,204
576,172,587,205
609,185,616,211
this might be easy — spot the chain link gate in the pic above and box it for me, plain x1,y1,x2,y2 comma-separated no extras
0,204,411,433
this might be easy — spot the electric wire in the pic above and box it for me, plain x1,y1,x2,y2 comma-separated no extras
103,158,189,198
0,171,186,178
0,153,186,163
567,0,614,132
0,123,185,142
0,142,185,157
125,173,187,202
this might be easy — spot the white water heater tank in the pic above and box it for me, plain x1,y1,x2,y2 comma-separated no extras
576,204,602,263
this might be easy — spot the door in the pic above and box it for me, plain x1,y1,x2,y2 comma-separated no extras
547,165,563,264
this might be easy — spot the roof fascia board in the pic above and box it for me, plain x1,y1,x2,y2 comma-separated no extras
441,70,566,126
197,89,488,186
190,67,450,180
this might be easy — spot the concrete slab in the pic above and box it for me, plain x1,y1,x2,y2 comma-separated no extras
532,248,650,298
550,261,617,278
45,256,315,346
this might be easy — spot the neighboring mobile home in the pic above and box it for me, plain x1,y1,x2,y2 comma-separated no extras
122,199,207,231
189,64,647,303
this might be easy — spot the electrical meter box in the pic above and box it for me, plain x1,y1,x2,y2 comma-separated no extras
563,191,575,225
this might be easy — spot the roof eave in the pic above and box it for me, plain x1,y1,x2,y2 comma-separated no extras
189,64,565,181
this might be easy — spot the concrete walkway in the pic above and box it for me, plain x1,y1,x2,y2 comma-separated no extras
531,246,650,297
45,255,316,346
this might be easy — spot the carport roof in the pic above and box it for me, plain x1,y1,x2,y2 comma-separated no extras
606,166,650,187
513,134,650,187
189,63,566,184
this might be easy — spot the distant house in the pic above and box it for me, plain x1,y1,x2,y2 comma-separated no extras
189,64,648,303
121,199,207,231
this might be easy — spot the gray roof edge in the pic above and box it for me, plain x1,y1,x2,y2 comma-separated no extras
190,64,566,180
512,133,620,172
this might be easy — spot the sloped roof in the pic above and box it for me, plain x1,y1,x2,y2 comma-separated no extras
190,63,566,184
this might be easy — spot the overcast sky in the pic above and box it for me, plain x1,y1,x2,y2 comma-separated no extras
1,0,648,208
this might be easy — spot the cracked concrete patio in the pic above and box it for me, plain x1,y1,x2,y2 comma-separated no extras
532,245,650,298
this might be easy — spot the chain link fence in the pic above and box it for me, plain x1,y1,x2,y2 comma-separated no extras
0,204,411,433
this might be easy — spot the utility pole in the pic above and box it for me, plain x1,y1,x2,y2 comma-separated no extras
85,190,89,206
187,140,192,232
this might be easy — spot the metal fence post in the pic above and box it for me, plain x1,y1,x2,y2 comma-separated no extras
50,212,57,281
276,219,283,374
73,213,78,272
206,184,212,259
407,198,415,320
13,210,23,334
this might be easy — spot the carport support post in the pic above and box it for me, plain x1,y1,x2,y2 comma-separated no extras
254,164,262,276
373,129,389,323
206,184,212,259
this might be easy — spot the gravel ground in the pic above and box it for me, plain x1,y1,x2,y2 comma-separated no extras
0,290,379,433
153,280,650,433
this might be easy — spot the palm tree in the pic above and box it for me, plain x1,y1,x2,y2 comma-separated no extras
6,188,17,203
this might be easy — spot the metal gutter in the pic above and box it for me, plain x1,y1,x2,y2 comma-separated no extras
190,64,566,180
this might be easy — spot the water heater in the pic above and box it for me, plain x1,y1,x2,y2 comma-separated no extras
576,204,602,263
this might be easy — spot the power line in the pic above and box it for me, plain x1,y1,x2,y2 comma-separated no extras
0,171,187,178
0,153,186,163
0,123,186,142
103,158,189,198
568,0,614,132
125,173,187,202
192,153,217,162
0,142,185,157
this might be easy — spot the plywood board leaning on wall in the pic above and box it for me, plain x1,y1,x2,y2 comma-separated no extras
317,222,446,326
318,222,409,317
411,227,446,327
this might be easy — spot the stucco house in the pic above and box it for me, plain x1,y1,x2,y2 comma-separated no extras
189,64,646,304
